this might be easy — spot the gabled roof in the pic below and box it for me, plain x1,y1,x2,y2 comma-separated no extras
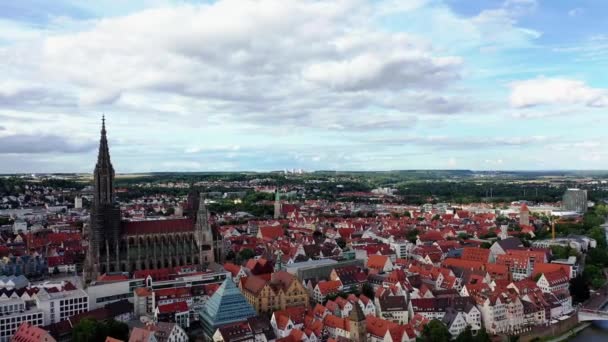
316,280,342,295
157,301,188,314
12,322,55,342
129,327,156,342
123,218,194,235
241,276,268,295
258,226,284,240
495,237,523,251
541,269,569,286
367,255,389,270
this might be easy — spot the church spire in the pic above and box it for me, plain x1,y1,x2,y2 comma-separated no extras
94,115,115,205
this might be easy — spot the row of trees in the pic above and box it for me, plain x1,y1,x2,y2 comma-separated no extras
72,319,129,342
420,320,491,342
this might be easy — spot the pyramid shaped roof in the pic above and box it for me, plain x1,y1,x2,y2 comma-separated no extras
199,277,257,335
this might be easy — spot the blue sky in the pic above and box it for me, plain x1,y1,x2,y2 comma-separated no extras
0,0,607,173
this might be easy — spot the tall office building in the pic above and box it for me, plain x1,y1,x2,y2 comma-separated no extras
563,188,588,213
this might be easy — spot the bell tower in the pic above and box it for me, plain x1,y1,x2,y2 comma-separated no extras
348,303,367,342
86,116,122,282
195,193,215,265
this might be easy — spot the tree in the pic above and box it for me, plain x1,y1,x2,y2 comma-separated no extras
458,233,470,240
551,245,570,260
105,319,129,342
403,211,412,218
407,229,419,243
238,248,255,262
588,248,608,267
361,283,375,299
589,226,607,249
569,275,590,304
474,328,491,342
421,320,451,342
72,318,129,342
480,242,492,249
455,326,474,342
583,264,605,289
72,318,97,342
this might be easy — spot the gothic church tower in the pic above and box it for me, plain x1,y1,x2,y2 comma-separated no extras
86,116,121,282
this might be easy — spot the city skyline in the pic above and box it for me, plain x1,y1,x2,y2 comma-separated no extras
1,0,607,173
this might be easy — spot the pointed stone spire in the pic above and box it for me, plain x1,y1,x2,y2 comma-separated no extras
94,115,115,205
196,193,210,231
274,187,282,219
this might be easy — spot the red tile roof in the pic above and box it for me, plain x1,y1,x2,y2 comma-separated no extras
258,226,284,240
532,263,571,278
157,301,188,314
461,247,490,263
317,280,342,295
541,269,569,286
12,323,55,342
367,255,389,270
97,274,129,282
123,219,194,235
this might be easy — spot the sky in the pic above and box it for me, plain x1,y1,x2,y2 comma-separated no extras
0,0,607,173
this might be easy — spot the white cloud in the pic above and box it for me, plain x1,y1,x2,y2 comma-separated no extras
303,52,461,91
510,77,608,108
372,135,549,149
0,0,571,171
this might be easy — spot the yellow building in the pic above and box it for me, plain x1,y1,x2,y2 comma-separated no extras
240,271,309,314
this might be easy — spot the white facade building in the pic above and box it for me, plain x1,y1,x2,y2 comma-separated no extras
35,288,89,324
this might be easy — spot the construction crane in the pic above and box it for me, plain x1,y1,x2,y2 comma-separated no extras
550,215,556,240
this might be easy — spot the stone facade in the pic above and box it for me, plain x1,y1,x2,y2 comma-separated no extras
85,118,223,282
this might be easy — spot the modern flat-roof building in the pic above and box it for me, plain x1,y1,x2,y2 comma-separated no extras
563,189,587,213
0,300,44,342
35,287,88,325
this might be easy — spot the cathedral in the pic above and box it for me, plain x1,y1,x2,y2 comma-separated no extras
85,117,223,282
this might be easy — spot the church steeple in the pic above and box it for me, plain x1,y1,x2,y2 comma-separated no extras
94,115,115,205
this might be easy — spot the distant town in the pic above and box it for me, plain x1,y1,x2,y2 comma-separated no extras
0,121,607,342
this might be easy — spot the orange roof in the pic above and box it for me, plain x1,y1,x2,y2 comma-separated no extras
461,247,490,263
506,249,547,263
129,327,154,342
366,315,397,337
259,226,284,240
106,338,123,342
442,258,484,271
157,301,188,314
317,280,342,295
323,315,349,331
496,253,530,268
541,269,569,286
485,263,508,276
241,275,268,295
134,288,152,297
367,255,389,270
532,263,571,278
97,274,129,282
12,322,55,342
